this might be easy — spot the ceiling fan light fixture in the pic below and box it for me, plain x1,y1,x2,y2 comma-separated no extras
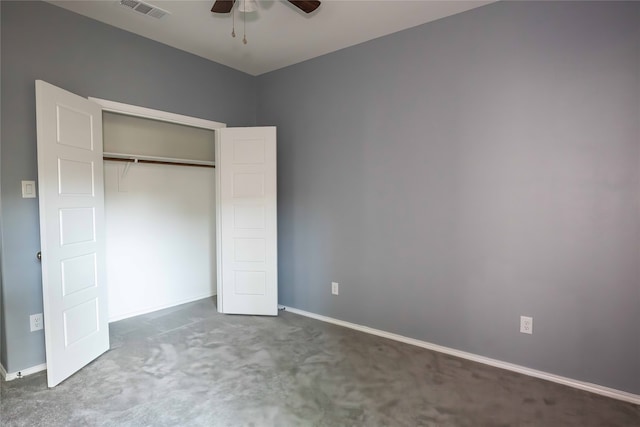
238,0,257,13
211,0,321,46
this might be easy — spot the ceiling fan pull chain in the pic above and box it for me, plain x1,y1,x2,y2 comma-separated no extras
243,3,247,45
231,4,236,38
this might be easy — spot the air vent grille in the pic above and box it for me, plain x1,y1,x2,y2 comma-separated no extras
119,0,169,19
147,8,168,19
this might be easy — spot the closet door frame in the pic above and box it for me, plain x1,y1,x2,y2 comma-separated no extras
89,97,226,310
89,98,225,132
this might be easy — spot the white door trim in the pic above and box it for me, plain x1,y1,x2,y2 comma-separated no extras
89,97,226,321
88,98,226,130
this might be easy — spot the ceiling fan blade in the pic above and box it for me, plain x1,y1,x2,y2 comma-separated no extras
288,0,321,14
211,0,235,14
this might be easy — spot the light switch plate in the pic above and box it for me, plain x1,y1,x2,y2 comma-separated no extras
21,180,36,198
331,282,339,295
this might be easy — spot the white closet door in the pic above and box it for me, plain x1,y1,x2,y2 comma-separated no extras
216,127,278,315
35,80,109,387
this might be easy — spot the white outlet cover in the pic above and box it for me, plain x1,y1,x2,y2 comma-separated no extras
331,282,339,295
520,316,533,334
30,313,43,332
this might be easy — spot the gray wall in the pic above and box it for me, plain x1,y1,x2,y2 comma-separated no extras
257,1,640,394
0,1,256,373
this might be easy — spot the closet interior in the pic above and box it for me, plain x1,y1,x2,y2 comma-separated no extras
101,111,217,321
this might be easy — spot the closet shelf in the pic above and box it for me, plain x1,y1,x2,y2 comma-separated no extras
103,152,215,168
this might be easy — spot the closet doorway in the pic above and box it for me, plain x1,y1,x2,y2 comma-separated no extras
97,100,221,322
35,81,277,388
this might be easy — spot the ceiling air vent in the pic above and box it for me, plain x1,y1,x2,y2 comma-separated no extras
119,0,169,19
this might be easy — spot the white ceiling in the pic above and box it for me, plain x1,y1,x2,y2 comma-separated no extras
47,0,493,76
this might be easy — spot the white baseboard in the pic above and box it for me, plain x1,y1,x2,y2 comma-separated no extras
1,363,47,381
108,292,216,323
282,306,640,406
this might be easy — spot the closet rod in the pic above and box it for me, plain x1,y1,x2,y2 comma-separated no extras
103,156,215,168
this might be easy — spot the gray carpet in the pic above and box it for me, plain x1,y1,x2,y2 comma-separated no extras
1,297,638,426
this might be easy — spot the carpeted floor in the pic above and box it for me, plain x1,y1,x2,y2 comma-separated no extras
1,297,639,426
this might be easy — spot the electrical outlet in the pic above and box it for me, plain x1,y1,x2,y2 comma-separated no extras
520,316,533,334
30,313,43,332
331,282,339,295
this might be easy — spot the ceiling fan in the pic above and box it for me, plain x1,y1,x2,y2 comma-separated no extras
211,1,321,15
212,1,321,44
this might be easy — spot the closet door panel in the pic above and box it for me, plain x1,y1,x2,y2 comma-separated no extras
217,127,277,316
35,80,109,388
